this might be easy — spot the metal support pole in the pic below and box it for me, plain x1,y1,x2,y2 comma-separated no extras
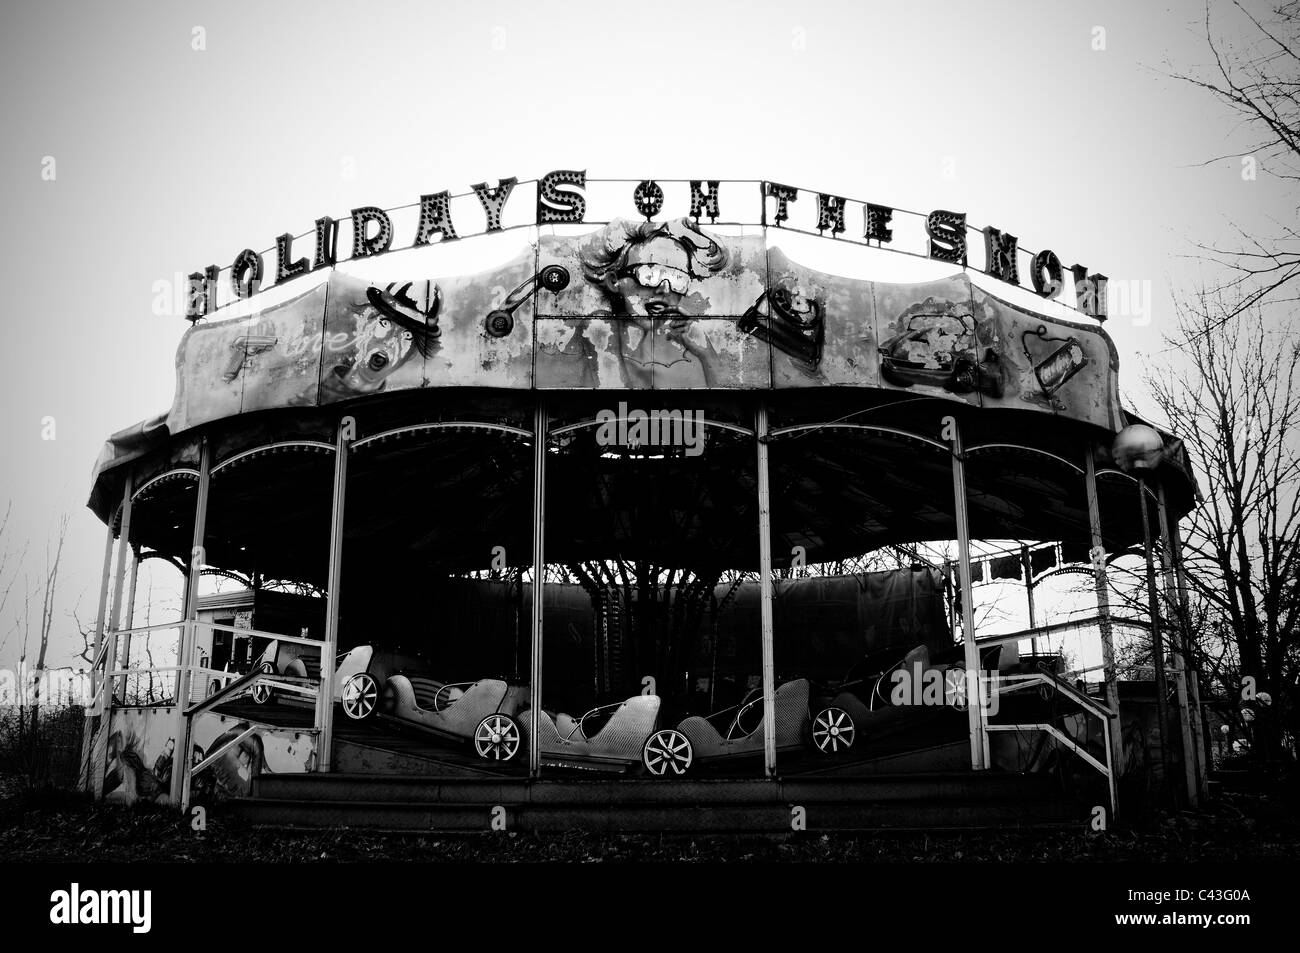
91,477,136,799
317,417,352,773
171,439,212,809
948,418,985,770
1020,544,1039,656
1157,483,1201,806
104,478,135,702
528,399,547,778
1138,478,1176,804
78,509,118,792
1084,446,1124,805
1168,515,1211,798
755,402,778,777
120,547,140,695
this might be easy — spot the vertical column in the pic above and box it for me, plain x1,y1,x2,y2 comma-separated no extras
78,507,119,792
755,402,777,777
317,416,353,772
103,477,135,707
1168,515,1211,799
170,439,212,808
1137,478,1177,803
91,476,135,799
1084,446,1124,799
1019,544,1039,655
121,547,140,675
947,417,985,770
1157,483,1201,807
528,399,547,778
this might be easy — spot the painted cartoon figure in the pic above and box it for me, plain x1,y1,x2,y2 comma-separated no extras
879,297,1003,398
579,218,730,387
103,730,172,805
190,723,267,801
320,282,441,400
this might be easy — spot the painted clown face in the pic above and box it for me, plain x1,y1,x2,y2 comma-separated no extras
341,314,418,391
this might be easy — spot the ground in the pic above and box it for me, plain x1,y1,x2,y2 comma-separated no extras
0,783,1297,862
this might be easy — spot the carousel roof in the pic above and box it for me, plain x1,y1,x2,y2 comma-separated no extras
89,225,1198,577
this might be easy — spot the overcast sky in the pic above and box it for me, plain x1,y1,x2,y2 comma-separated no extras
0,0,1290,673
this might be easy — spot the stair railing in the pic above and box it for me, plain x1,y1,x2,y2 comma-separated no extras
982,668,1118,820
174,621,328,813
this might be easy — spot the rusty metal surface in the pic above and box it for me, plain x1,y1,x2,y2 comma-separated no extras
155,224,1126,435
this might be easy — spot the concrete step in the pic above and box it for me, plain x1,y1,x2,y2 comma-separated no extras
227,794,1082,833
252,772,1054,805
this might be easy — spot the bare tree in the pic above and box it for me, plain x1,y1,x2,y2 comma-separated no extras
1145,292,1300,761
1170,2,1300,332
0,503,28,662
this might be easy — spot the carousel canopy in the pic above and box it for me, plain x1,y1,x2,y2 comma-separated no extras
89,221,1198,576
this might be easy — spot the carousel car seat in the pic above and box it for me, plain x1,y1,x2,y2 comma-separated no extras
404,676,466,710
528,694,661,763
677,679,810,756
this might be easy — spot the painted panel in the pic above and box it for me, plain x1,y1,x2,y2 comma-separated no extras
971,285,1125,430
422,245,534,388
238,284,327,415
318,272,432,404
97,706,317,806
765,247,876,388
872,274,985,407
158,228,1125,433
167,315,248,433
535,221,767,389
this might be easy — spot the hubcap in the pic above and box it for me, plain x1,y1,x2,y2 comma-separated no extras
475,715,519,761
644,731,692,776
813,709,855,754
343,675,377,719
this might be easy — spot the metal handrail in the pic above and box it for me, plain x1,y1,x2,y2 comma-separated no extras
995,671,1112,720
178,649,328,812
984,669,1118,818
188,725,258,781
183,666,265,719
973,614,1152,648
196,620,325,647
106,621,188,638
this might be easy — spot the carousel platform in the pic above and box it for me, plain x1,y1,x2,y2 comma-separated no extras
211,695,1095,832
227,770,1084,832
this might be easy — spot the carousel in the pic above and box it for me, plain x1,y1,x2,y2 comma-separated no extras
77,177,1206,830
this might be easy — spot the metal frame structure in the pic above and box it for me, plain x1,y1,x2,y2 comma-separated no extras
82,394,1202,823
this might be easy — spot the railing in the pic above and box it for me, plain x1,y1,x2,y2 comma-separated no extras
88,616,330,811
981,668,1118,819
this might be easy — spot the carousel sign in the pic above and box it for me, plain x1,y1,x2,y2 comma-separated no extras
185,171,1108,322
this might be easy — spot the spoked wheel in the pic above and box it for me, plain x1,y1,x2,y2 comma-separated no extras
811,707,856,755
944,667,969,711
474,713,521,762
250,662,275,705
642,729,693,776
341,672,379,721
